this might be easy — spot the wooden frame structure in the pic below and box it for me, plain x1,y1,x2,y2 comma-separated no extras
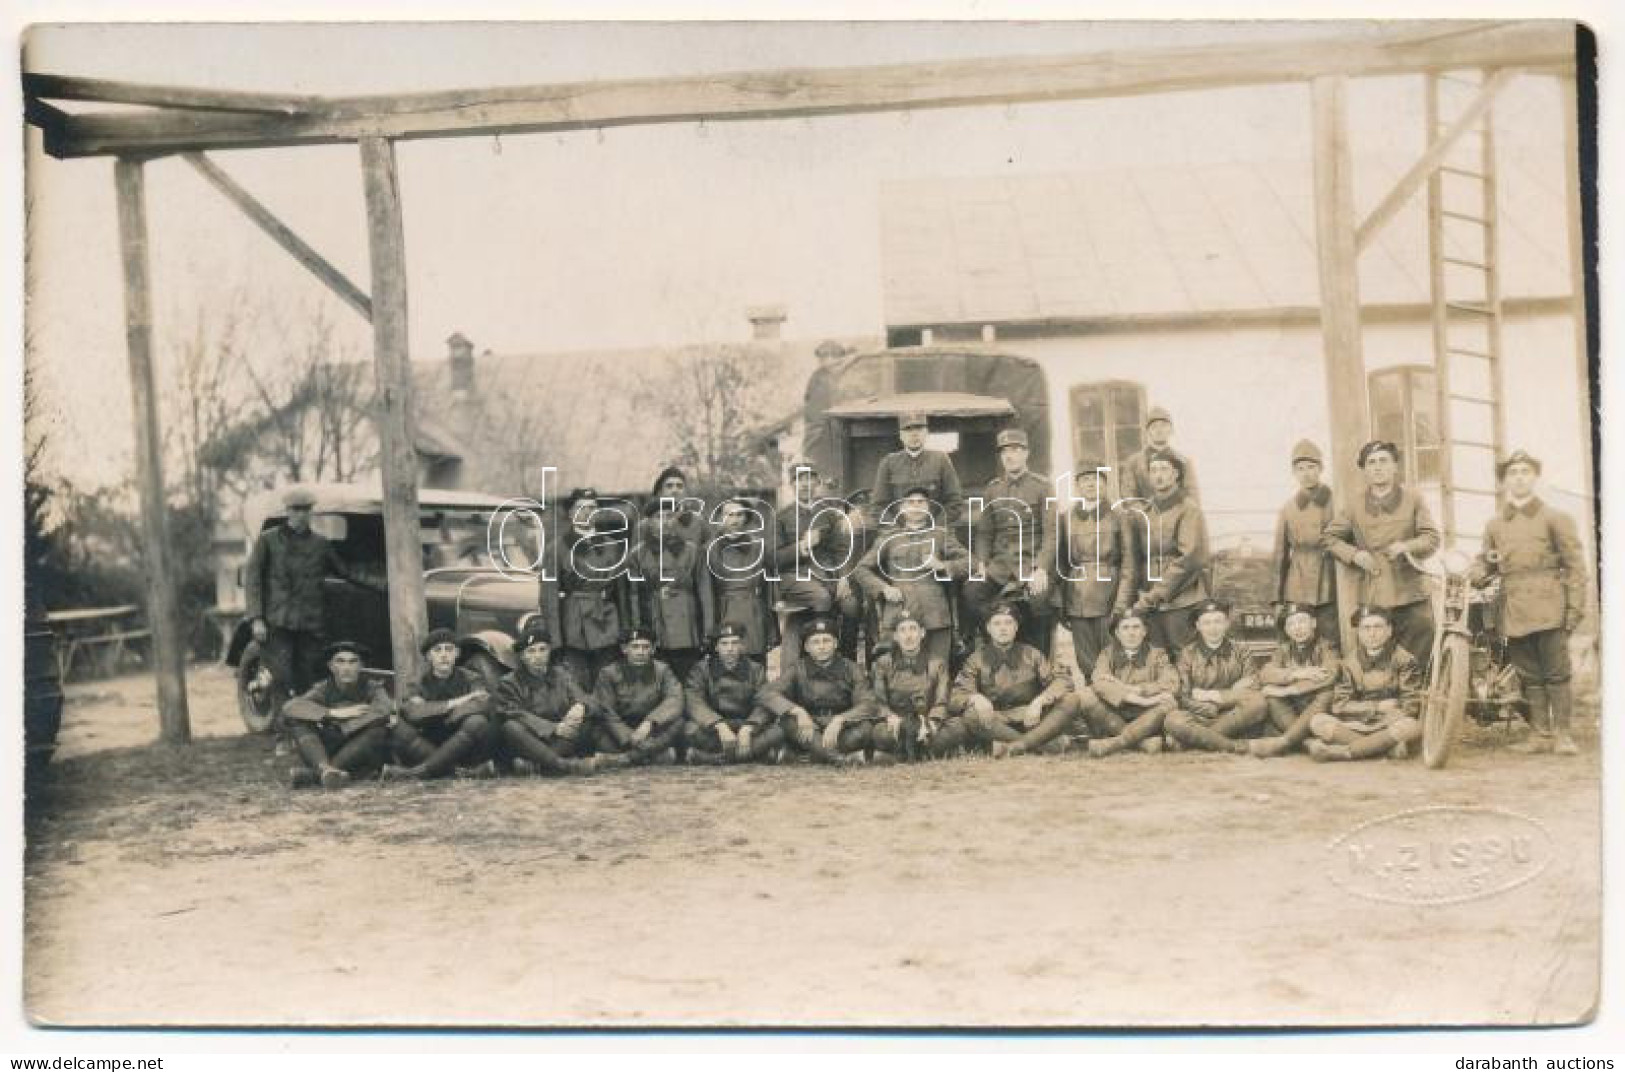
23,20,1584,741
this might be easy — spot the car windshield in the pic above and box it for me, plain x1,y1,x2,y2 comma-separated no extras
423,508,544,572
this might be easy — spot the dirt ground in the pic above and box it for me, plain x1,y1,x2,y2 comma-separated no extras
23,663,1600,1029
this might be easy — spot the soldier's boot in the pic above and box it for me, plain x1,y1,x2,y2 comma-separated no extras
1008,698,1079,756
501,723,597,775
1306,739,1352,762
1347,717,1420,761
1119,702,1171,751
787,716,845,765
1166,711,1246,755
415,721,488,779
1549,683,1579,755
291,727,333,778
1309,715,1363,747
925,719,972,759
389,722,436,767
686,748,726,765
738,724,787,762
331,724,391,777
1512,685,1552,753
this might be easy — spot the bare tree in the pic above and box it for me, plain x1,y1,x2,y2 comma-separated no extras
643,343,785,489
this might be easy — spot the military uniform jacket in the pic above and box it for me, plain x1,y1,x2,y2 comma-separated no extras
763,655,876,723
547,527,633,652
1323,486,1440,608
871,649,950,721
243,523,369,632
403,666,490,726
1121,446,1199,504
685,656,772,729
1053,504,1136,619
772,499,851,585
704,532,779,656
949,642,1072,714
283,678,393,735
972,469,1053,586
1331,644,1422,724
1256,638,1339,697
870,449,965,525
1272,484,1337,606
1176,640,1257,703
852,521,969,631
1471,497,1587,638
1090,645,1180,708
635,510,708,554
495,665,591,740
1129,489,1210,611
593,659,683,732
631,536,713,652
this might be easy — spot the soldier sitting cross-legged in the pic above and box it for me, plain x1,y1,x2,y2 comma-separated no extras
869,609,955,762
590,627,686,765
496,620,629,776
381,628,497,781
1248,603,1340,758
1165,599,1269,755
1078,608,1179,757
950,602,1080,758
282,640,394,789
682,622,786,765
1307,605,1423,763
762,614,877,765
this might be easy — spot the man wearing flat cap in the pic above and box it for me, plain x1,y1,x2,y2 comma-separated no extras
1323,440,1440,666
1470,449,1589,755
869,412,965,532
495,620,626,775
1270,439,1340,648
281,639,394,789
762,613,877,764
243,485,384,710
590,627,686,765
683,622,785,764
382,628,496,781
1120,406,1200,505
964,426,1056,651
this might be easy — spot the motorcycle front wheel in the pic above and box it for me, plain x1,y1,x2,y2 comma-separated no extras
1422,632,1470,770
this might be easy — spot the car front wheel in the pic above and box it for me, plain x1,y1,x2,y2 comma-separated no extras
236,641,281,734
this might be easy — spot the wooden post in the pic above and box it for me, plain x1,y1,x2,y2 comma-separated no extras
113,158,191,743
1559,70,1598,583
1311,76,1370,657
358,136,427,686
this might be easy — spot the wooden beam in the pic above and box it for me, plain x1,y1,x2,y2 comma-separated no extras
1310,75,1372,658
24,72,320,114
181,152,373,321
1355,67,1517,252
113,158,192,745
36,21,1577,159
358,136,427,687
1560,68,1599,581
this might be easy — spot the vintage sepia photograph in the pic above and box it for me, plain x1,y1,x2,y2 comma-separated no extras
18,18,1601,1031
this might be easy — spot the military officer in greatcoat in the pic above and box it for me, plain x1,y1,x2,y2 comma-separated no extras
631,480,714,684
1165,599,1268,755
963,427,1055,652
382,628,497,781
1052,463,1136,683
1270,439,1340,647
869,412,965,531
762,614,876,765
1124,452,1211,655
949,602,1080,758
590,627,686,765
1470,449,1589,755
1120,406,1200,504
545,487,635,690
281,639,394,789
852,486,968,665
1322,441,1440,667
683,622,785,764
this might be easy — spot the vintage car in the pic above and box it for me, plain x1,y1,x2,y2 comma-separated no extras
226,482,555,733
1206,529,1283,669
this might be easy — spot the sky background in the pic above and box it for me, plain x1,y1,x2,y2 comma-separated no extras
22,20,1568,487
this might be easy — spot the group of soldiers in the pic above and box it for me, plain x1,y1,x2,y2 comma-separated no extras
247,405,1590,789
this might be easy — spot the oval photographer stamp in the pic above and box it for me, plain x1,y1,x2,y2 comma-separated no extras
1326,806,1554,907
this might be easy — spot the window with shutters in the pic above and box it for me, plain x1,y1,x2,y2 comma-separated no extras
1069,381,1147,482
1367,365,1442,486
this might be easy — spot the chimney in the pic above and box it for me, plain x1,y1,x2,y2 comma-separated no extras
446,332,475,394
746,305,787,342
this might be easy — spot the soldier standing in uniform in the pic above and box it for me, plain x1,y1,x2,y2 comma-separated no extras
1120,406,1200,503
1053,464,1135,684
1322,441,1441,666
950,602,1080,758
1078,609,1179,757
1164,599,1268,755
1308,605,1422,762
382,628,497,781
762,614,876,765
832,488,873,661
631,485,713,684
963,428,1054,651
870,609,957,761
1471,449,1589,755
548,488,634,690
869,412,965,530
852,486,968,665
683,622,785,764
590,627,685,765
1126,453,1211,655
637,466,708,552
772,461,848,667
243,486,384,708
281,639,393,789
496,620,627,776
1271,439,1340,647
704,497,779,662
1249,603,1340,758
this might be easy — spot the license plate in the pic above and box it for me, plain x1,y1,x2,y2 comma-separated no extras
1244,612,1273,629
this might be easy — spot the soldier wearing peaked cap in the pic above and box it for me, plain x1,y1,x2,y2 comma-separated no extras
683,622,785,764
1470,448,1589,756
1120,406,1200,505
1271,438,1341,648
869,412,966,532
762,614,877,764
382,628,497,781
964,425,1056,653
281,638,394,789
